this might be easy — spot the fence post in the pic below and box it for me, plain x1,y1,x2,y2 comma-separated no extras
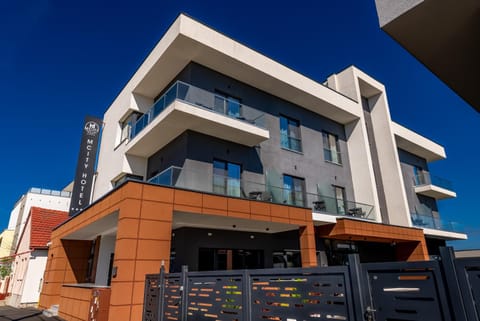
180,265,189,321
347,254,368,321
439,247,469,321
156,264,166,321
242,270,251,321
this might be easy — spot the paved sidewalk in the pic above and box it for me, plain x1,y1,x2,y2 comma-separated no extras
0,306,64,321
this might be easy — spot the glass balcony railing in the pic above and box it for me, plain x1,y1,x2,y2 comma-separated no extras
130,81,266,139
29,187,71,198
147,166,375,221
309,194,374,219
323,148,342,165
410,212,463,233
414,172,453,191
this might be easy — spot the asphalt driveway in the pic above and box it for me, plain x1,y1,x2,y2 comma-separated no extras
0,306,64,321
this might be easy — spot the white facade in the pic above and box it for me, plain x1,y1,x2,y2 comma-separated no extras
8,249,47,307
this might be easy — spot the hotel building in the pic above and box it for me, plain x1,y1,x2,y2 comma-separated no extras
38,14,465,321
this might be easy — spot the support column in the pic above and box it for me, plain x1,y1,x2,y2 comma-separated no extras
299,223,318,267
108,186,174,321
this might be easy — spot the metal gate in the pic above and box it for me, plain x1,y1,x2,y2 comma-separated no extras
143,247,480,321
362,260,452,320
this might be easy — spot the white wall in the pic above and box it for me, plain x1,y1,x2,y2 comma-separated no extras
327,67,411,226
8,251,29,306
327,70,381,221
95,235,116,285
7,198,23,230
20,250,47,304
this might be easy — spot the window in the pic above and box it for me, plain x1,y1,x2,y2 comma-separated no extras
283,175,306,207
213,160,241,197
334,186,346,215
280,116,302,152
119,111,142,143
322,132,342,165
214,92,241,118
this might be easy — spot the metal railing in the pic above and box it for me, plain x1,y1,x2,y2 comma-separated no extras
323,148,342,165
130,81,266,139
148,166,374,220
410,212,463,232
29,187,71,198
310,194,374,219
414,172,453,190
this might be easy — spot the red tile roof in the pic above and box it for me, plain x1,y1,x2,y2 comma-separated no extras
29,207,69,250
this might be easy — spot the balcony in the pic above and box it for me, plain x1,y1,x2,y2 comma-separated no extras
147,166,375,222
413,172,456,200
411,212,464,235
125,81,270,157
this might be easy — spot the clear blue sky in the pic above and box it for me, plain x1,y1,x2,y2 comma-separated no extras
0,1,478,249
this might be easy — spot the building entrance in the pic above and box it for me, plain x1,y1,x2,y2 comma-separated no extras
198,248,264,271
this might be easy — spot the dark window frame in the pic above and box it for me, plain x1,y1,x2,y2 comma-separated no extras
322,131,342,165
213,159,242,197
279,115,302,153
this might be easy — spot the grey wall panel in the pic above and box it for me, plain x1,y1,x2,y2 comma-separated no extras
156,63,356,203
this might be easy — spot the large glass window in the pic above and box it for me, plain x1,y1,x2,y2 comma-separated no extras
322,132,342,165
334,186,346,215
213,160,241,197
283,175,305,207
280,116,302,152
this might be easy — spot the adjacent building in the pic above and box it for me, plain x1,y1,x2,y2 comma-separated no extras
0,230,14,258
8,207,68,307
38,14,465,321
1,187,71,305
374,0,480,112
8,187,72,253
0,229,15,299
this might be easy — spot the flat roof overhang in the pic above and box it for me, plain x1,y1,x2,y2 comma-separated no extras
312,212,377,226
61,212,118,240
125,100,270,157
122,14,361,125
423,227,467,241
414,184,456,200
392,122,445,162
316,218,426,243
376,0,480,112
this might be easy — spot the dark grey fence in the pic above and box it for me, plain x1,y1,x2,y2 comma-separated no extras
143,247,480,321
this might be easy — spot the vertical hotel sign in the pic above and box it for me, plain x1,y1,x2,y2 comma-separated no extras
69,116,102,216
